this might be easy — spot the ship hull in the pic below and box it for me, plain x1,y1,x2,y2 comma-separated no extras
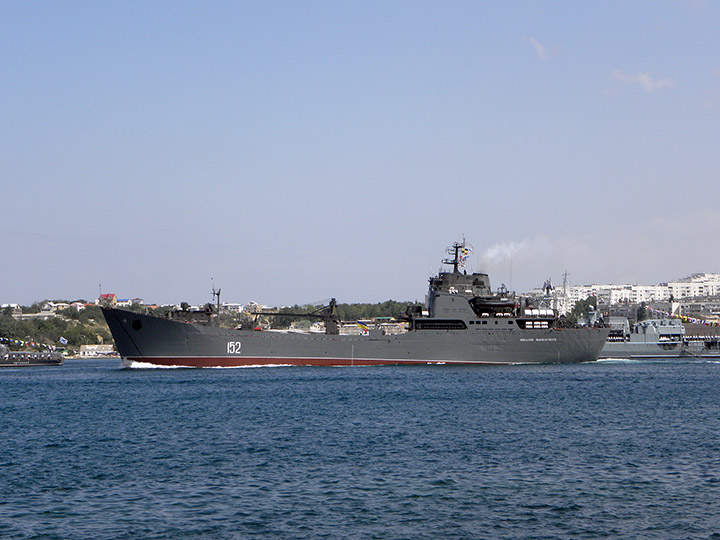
103,308,608,368
600,340,720,359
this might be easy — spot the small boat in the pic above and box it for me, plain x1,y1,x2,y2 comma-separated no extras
0,345,64,367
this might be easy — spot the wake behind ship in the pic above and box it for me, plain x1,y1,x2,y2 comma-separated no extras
102,241,609,368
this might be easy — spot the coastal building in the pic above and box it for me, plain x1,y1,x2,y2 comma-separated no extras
676,297,720,318
221,303,244,314
42,301,70,312
630,285,671,303
1,304,22,316
97,293,117,307
563,284,671,306
668,273,720,299
245,301,272,314
543,274,720,323
79,344,116,357
116,298,145,308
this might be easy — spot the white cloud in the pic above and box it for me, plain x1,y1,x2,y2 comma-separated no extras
530,37,548,61
611,70,674,93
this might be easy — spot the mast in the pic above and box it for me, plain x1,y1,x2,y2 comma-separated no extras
211,279,221,321
442,238,472,273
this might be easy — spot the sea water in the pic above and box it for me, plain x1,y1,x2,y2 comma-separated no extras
1,358,719,539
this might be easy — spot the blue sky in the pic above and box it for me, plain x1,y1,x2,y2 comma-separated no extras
2,1,719,306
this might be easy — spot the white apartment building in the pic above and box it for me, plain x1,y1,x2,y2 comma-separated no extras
668,273,720,299
629,285,671,303
555,274,720,310
566,285,633,304
562,283,671,307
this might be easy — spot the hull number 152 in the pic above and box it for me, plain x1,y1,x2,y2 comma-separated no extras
227,342,242,354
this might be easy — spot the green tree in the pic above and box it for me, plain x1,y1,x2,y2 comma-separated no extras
636,302,648,322
60,307,80,320
566,296,597,326
25,303,42,314
335,300,420,321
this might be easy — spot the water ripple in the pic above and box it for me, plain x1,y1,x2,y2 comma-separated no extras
1,360,720,538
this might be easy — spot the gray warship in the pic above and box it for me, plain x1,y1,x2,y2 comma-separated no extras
600,317,720,359
102,241,609,368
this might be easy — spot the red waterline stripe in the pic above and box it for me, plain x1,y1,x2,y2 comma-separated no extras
123,356,508,367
